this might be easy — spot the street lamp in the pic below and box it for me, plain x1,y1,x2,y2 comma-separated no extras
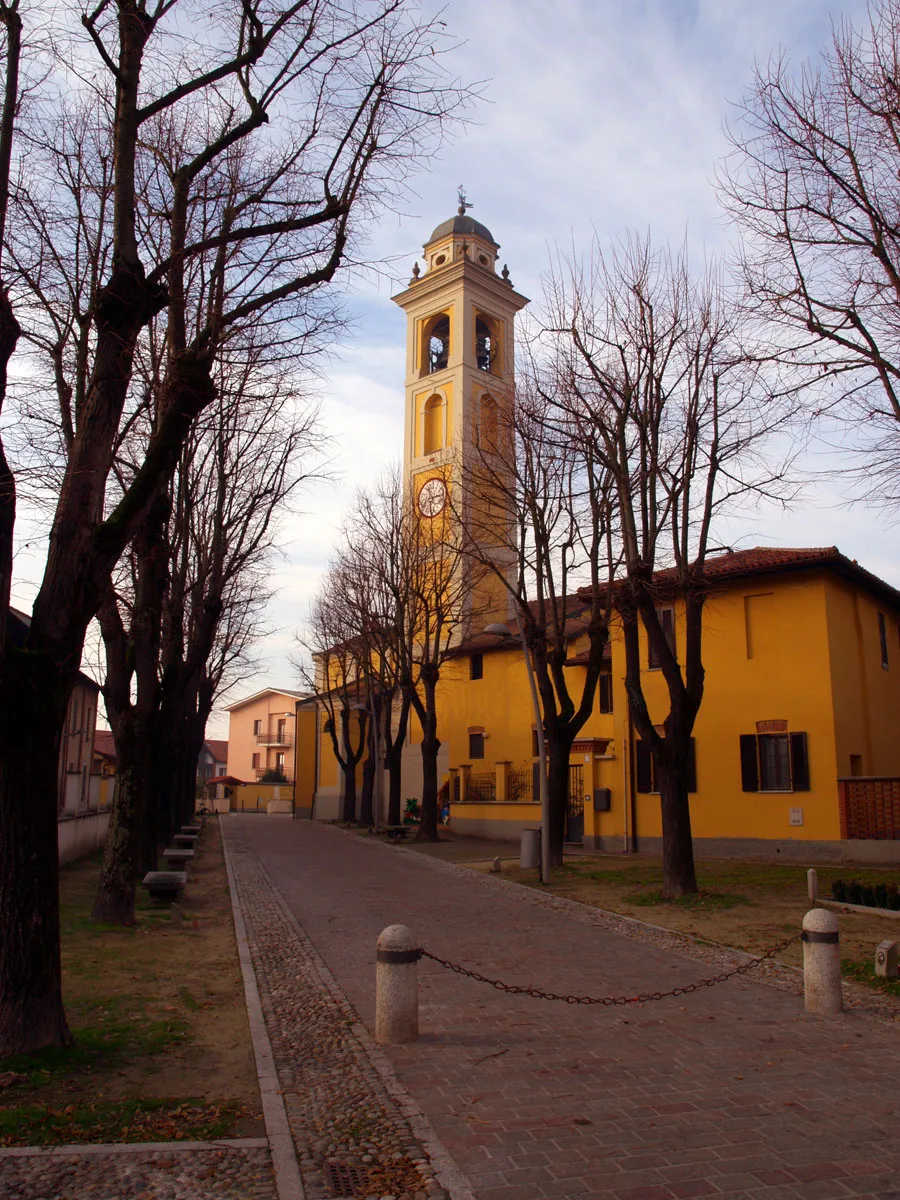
484,617,551,885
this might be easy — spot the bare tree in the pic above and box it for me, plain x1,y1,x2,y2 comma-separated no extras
720,0,900,505
308,468,478,840
544,237,790,897
396,474,483,841
462,377,616,868
94,344,321,925
0,0,471,1053
303,575,369,824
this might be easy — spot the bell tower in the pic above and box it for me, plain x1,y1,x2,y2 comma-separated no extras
392,194,529,624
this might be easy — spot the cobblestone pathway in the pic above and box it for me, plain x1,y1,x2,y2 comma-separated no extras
223,820,456,1200
235,816,900,1200
0,1142,277,1199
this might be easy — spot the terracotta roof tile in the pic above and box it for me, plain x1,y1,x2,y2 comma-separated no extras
576,546,900,610
204,739,228,762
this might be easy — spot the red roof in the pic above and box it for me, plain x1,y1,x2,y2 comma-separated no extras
205,739,228,763
577,546,900,609
93,729,116,760
207,774,245,786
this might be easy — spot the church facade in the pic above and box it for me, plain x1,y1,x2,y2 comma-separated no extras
302,207,900,861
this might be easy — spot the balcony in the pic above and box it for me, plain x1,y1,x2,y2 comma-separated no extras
255,730,293,747
254,768,293,783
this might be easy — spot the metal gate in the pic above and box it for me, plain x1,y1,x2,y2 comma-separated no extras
567,763,584,843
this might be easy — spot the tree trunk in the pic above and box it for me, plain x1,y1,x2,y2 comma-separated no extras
417,734,440,841
359,747,375,827
416,687,440,842
385,692,409,827
386,754,403,827
341,763,357,823
655,753,698,898
92,713,148,924
545,742,571,868
0,647,72,1054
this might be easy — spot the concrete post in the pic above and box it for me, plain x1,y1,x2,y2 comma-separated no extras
375,924,420,1044
802,908,842,1015
495,761,510,802
807,868,818,902
875,940,898,979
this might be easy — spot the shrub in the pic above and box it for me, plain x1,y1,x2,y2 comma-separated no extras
831,877,899,910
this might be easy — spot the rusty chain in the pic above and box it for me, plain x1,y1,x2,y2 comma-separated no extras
419,931,802,1006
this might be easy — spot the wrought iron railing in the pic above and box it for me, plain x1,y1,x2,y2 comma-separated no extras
255,730,293,746
507,767,533,803
467,772,496,802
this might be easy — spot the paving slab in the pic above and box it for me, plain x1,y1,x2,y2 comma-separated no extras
231,816,900,1200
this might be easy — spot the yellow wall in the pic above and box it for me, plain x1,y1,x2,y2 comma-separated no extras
825,578,900,780
231,783,292,812
429,569,900,849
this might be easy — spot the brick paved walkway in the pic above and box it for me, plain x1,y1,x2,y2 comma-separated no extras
234,816,900,1200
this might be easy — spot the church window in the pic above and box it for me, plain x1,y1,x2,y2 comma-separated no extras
475,314,498,373
423,395,445,455
424,314,449,374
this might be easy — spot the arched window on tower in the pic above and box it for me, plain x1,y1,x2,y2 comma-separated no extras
475,315,498,373
425,314,450,374
423,394,445,455
478,394,498,453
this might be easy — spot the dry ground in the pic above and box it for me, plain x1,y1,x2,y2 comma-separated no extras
0,816,263,1146
464,851,900,988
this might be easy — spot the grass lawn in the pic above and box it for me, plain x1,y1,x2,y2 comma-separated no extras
468,853,900,995
0,816,263,1146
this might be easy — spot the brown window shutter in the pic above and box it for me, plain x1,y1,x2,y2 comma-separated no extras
740,734,759,792
635,741,652,793
790,732,810,791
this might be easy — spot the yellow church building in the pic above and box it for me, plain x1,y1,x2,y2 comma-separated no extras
300,205,900,862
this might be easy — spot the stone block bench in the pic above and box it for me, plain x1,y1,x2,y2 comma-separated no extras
142,871,187,902
181,824,201,835
164,848,195,872
173,833,198,849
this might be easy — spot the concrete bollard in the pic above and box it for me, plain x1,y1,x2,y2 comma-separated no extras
802,908,842,1015
375,924,420,1045
807,868,818,902
875,940,898,979
490,856,502,873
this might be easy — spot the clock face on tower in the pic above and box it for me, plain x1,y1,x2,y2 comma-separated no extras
417,477,448,518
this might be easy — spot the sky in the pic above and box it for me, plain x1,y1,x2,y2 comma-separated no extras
10,0,889,735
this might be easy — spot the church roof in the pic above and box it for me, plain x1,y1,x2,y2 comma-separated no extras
426,213,498,248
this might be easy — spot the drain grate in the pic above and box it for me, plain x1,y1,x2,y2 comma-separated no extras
323,1162,372,1198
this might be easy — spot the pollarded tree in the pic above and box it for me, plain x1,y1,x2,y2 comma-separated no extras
94,340,322,924
720,0,900,506
461,376,617,869
303,573,370,824
339,480,413,828
544,237,792,896
397,473,486,841
0,0,472,1053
